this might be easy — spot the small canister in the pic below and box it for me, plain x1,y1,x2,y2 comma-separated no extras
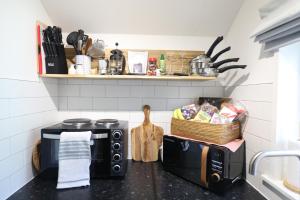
147,57,157,76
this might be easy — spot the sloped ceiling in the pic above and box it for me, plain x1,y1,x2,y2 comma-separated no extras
41,0,244,36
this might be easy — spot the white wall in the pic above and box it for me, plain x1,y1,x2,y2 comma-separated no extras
224,0,284,199
0,1,59,199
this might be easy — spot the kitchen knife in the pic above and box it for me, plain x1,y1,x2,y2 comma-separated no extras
206,36,223,58
218,65,247,73
210,46,231,62
210,58,240,69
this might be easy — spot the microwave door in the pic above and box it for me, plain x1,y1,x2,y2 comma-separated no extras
163,136,208,186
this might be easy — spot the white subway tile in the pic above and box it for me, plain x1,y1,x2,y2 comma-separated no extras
118,80,142,85
131,86,155,97
129,112,145,123
118,98,142,111
155,86,179,98
191,81,216,87
24,146,34,165
58,79,68,84
203,87,224,97
58,84,80,97
0,151,24,180
151,111,173,123
225,83,273,102
142,98,167,110
142,80,168,86
0,176,11,200
168,81,191,86
244,132,271,153
179,87,203,98
10,163,34,195
10,97,56,117
244,117,272,141
106,86,130,97
80,85,106,97
93,98,118,111
0,118,13,139
68,97,93,111
68,79,92,85
0,138,10,160
241,101,272,121
0,99,10,119
58,97,68,110
92,79,118,85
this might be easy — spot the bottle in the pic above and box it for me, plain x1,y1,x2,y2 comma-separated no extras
159,54,166,75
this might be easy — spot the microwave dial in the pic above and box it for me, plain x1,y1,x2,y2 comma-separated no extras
211,173,221,183
113,130,122,139
112,164,121,173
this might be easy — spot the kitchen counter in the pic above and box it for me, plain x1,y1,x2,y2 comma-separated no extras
8,161,266,200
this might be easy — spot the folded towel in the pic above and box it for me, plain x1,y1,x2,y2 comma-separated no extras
57,131,92,189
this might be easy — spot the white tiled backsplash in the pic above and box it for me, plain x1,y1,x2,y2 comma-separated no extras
57,79,224,111
0,78,58,199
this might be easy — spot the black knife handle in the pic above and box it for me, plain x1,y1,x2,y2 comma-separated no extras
206,36,223,58
218,65,247,73
210,46,231,62
211,58,240,69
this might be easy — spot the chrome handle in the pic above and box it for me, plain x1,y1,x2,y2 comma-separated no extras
42,133,108,140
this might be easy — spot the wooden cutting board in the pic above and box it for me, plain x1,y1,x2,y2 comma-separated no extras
131,105,164,162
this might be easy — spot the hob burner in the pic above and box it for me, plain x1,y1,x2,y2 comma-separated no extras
95,119,119,127
62,118,92,128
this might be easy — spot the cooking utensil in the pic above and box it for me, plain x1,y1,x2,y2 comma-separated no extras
66,31,80,55
210,46,231,62
206,36,223,58
210,58,240,69
84,38,92,55
199,65,247,77
131,105,164,162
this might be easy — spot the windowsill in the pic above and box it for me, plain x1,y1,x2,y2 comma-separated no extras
262,174,300,200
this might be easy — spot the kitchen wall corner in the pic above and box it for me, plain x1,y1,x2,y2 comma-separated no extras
0,1,59,199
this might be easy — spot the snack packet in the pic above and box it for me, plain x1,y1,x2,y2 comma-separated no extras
192,110,211,123
200,102,218,117
181,104,198,120
219,106,238,122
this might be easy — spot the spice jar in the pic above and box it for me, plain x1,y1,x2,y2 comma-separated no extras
147,57,157,76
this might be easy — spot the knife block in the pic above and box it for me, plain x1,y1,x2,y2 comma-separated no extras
45,43,68,74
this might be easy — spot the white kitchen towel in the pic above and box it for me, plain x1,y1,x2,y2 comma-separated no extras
57,131,92,189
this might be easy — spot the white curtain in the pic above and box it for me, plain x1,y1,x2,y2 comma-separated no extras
251,0,300,52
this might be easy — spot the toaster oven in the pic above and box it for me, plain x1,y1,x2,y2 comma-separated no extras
40,119,128,179
162,135,245,192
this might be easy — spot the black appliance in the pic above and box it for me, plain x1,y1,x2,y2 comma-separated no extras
41,118,128,178
163,135,245,192
109,43,126,75
42,26,68,74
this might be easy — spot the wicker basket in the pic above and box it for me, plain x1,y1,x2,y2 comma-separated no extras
171,118,240,144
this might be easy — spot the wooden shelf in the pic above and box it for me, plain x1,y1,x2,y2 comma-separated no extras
39,74,216,81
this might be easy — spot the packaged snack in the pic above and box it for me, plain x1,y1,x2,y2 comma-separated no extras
219,106,238,122
181,104,198,120
200,102,218,117
192,110,211,123
210,113,222,124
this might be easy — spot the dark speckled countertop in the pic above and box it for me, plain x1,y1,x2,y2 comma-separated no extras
8,161,266,200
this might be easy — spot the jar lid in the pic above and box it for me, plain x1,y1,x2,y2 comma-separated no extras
149,57,157,62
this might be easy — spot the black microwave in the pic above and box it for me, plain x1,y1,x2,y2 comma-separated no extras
163,135,245,192
40,120,128,179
